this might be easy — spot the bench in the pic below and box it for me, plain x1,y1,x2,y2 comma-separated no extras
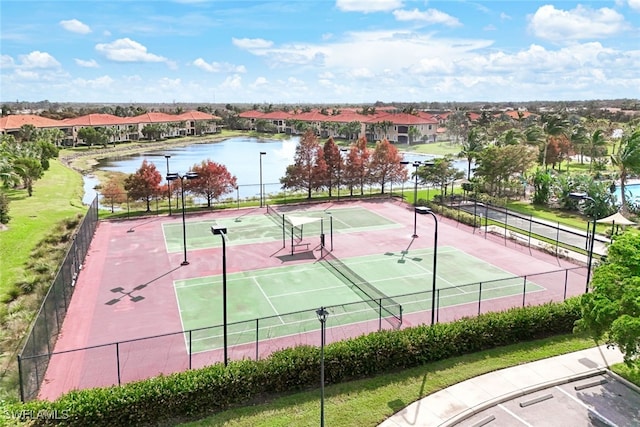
292,243,311,252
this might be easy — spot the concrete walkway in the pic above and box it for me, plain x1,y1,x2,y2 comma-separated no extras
378,345,625,427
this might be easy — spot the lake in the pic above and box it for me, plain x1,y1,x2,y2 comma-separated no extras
82,136,468,204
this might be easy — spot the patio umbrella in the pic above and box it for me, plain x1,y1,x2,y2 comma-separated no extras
596,212,636,235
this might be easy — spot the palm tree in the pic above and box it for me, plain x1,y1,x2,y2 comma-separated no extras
587,129,607,171
611,128,640,214
459,127,485,179
539,113,570,169
498,128,525,146
570,124,589,164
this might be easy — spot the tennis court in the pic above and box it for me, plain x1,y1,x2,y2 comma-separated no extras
162,205,403,252
38,199,586,400
174,246,544,353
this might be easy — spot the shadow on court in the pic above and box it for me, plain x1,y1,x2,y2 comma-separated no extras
105,266,181,306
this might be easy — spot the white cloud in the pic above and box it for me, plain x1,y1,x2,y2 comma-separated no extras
629,0,640,11
59,19,91,34
72,75,115,89
75,58,99,68
20,51,61,69
500,12,511,21
318,71,335,79
392,8,462,27
251,77,268,87
232,37,273,50
220,74,242,89
348,67,374,78
192,58,246,73
335,0,403,13
1,55,15,69
95,38,167,62
528,5,628,41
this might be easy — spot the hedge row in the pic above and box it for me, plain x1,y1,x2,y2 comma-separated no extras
13,299,581,426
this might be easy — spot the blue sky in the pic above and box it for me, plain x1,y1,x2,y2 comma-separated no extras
1,0,639,104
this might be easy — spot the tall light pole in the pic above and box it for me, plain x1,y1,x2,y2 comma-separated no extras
316,307,329,427
165,155,172,216
569,192,597,292
211,226,229,366
421,208,439,325
259,151,267,207
166,172,198,266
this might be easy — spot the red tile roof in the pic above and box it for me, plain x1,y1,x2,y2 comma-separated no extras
62,113,124,126
176,110,222,121
130,112,180,123
0,114,64,131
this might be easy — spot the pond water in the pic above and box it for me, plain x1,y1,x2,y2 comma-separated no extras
82,136,469,204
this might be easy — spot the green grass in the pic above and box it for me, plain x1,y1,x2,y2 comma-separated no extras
178,334,596,427
399,140,461,156
506,200,610,234
0,160,85,295
611,363,640,387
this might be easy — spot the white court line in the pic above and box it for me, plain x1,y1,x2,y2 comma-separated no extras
405,256,463,293
254,277,285,325
171,278,190,354
270,284,347,299
498,404,534,426
554,386,619,426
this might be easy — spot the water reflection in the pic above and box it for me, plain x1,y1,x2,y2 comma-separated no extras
82,136,470,205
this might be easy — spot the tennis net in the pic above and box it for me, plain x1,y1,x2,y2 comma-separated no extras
320,246,402,329
266,204,302,240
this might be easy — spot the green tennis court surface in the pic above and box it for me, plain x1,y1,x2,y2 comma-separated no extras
162,206,402,253
174,246,544,353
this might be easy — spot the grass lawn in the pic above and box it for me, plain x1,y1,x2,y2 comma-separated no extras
0,160,85,295
179,334,597,427
506,200,610,234
400,140,461,156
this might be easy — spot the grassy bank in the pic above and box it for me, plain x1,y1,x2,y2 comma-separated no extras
0,160,85,295
179,334,596,427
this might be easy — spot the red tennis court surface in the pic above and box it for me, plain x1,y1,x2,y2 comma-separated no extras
38,199,587,400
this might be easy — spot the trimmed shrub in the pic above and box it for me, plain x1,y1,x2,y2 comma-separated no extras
10,299,581,426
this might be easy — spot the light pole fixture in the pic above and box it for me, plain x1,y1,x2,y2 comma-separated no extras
421,207,439,325
316,307,329,427
166,172,199,266
211,225,229,366
165,155,172,216
259,151,267,207
569,192,596,292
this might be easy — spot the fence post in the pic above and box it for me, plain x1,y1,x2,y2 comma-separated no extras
189,330,192,370
503,206,508,245
378,301,382,331
564,269,569,300
18,354,25,402
522,276,528,307
116,342,121,385
256,318,259,360
477,282,483,316
555,223,561,258
431,289,440,323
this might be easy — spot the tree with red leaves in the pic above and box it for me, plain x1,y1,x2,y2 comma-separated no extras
124,160,162,212
343,136,371,196
323,137,342,197
370,138,408,194
281,130,326,199
186,160,237,208
100,175,127,213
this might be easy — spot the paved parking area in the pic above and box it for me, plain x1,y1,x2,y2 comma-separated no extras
455,373,640,427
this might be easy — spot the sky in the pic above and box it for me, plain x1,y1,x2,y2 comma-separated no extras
1,0,639,104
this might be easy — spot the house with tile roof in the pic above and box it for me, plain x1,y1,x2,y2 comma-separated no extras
237,108,439,143
0,110,221,145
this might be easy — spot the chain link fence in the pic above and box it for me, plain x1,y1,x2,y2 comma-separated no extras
17,196,99,402
23,265,584,400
